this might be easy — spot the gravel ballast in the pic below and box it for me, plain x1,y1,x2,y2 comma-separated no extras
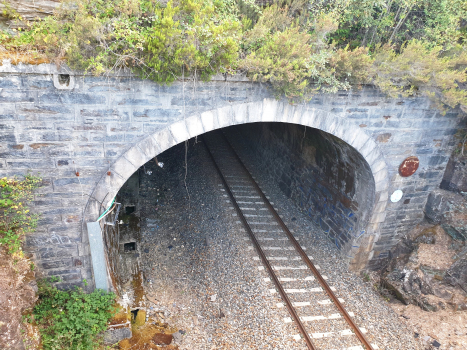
118,131,422,350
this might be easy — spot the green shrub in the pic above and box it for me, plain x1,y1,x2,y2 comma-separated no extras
140,0,241,83
33,278,116,350
0,175,41,254
2,0,467,109
373,40,467,113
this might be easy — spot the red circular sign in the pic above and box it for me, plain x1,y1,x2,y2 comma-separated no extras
399,156,419,177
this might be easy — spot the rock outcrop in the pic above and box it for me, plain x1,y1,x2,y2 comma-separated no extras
0,0,60,29
382,154,467,311
382,225,467,312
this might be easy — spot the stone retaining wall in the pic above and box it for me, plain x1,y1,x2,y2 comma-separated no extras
0,62,461,288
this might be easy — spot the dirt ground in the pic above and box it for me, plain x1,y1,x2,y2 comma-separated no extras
0,248,40,350
391,302,467,350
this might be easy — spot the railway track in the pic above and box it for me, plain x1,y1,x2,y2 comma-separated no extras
202,130,378,350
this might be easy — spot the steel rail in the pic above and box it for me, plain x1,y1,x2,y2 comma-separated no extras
201,135,317,350
220,131,374,350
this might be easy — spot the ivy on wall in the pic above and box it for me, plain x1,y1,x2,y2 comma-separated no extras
1,0,466,111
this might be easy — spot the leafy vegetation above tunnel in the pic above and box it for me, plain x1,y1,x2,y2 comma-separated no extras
1,0,466,110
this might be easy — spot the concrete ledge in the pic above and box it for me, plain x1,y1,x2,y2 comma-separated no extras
87,221,109,291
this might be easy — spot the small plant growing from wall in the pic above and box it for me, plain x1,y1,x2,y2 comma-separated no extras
0,175,41,255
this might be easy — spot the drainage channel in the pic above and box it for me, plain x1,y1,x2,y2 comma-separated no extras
202,130,378,350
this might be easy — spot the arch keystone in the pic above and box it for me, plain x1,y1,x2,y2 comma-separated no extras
262,98,279,122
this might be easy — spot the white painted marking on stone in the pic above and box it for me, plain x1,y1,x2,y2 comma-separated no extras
285,288,322,293
284,314,353,324
292,335,301,341
330,287,337,292
311,332,334,339
273,266,308,271
317,298,345,305
247,246,307,251
264,276,314,282
281,301,333,308
292,302,311,307
248,221,278,225
247,246,302,251
258,266,264,271
340,330,355,336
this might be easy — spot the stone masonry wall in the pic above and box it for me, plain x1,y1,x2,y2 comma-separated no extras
0,62,461,288
228,123,375,256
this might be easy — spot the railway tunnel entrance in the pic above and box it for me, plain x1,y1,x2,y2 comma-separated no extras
97,122,391,349
110,123,376,294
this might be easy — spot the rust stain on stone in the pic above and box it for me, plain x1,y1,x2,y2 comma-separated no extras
377,133,392,143
383,115,391,120
12,145,24,149
359,124,367,128
399,156,419,177
73,125,105,131
359,101,380,106
29,143,63,149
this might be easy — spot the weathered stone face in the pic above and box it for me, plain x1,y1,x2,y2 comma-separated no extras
0,63,461,289
440,155,467,193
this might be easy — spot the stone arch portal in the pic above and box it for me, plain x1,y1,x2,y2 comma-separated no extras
84,99,389,290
